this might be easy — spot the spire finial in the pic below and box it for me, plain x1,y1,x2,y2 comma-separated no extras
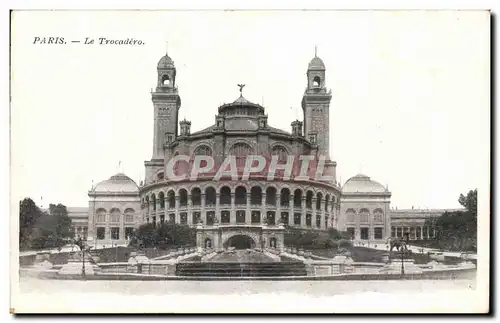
237,84,246,96
165,41,168,55
314,45,318,57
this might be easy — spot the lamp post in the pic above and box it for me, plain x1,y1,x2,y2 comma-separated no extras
400,241,407,277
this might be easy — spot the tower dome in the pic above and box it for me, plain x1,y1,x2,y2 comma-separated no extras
308,56,325,70
157,54,175,69
342,174,387,193
92,173,139,193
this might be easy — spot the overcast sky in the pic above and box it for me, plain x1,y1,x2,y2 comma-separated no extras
10,10,489,209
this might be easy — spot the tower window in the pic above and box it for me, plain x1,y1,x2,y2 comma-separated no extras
161,74,171,86
312,76,321,87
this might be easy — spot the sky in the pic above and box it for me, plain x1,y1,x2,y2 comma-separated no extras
10,10,490,209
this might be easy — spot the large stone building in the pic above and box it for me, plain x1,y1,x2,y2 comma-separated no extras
66,50,459,248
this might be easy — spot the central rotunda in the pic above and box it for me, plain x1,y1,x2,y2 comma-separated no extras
139,50,341,251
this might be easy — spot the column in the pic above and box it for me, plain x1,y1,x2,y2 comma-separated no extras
230,193,236,224
321,200,326,229
276,193,281,225
261,193,267,224
164,198,169,224
246,196,251,225
175,196,180,223
301,196,306,227
215,193,220,223
187,195,193,226
201,194,206,224
289,198,294,226
312,198,317,228
119,209,124,243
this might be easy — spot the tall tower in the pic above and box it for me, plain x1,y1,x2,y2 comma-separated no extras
151,51,181,160
301,51,332,159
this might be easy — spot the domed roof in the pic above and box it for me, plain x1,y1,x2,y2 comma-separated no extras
308,56,325,70
342,174,387,193
93,173,139,193
218,94,265,114
157,54,175,69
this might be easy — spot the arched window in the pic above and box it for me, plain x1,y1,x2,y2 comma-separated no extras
373,208,384,222
306,191,314,209
124,208,135,223
293,189,302,208
316,192,323,210
250,186,262,205
193,145,212,169
167,190,175,209
161,74,170,85
157,172,164,181
158,192,165,209
191,187,201,206
205,187,216,206
229,143,253,168
151,194,156,211
312,76,321,87
266,187,277,206
346,208,356,223
179,189,188,207
235,186,247,205
220,186,231,205
194,145,212,156
96,208,106,223
110,208,120,223
360,208,369,223
271,145,288,162
325,195,330,212
280,188,290,207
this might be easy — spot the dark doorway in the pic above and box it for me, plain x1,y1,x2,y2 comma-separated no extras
224,235,255,249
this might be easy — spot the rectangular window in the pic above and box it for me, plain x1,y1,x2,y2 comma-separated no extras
423,227,428,239
267,212,275,225
324,216,329,229
416,227,422,240
281,212,289,224
180,212,188,225
221,211,230,224
294,213,301,225
374,227,383,240
152,216,156,228
111,227,119,240
125,227,134,240
97,213,106,223
360,227,369,240
206,211,215,225
236,211,246,224
346,227,355,239
316,215,321,228
96,227,105,240
251,211,260,224
169,213,175,223
396,227,402,238
391,227,396,237
125,214,134,223
193,212,201,224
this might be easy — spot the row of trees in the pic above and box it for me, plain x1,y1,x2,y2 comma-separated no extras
423,189,477,251
284,227,352,250
19,198,74,250
129,223,197,249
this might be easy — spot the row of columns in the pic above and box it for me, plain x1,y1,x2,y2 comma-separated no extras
391,226,435,240
145,193,338,229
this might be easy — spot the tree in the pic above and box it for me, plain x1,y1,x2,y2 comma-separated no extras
459,189,477,216
19,199,74,250
424,189,477,251
19,198,44,249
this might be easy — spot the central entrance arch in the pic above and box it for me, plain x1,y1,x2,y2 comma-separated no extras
224,234,256,249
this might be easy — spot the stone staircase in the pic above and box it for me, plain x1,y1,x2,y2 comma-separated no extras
175,261,307,277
